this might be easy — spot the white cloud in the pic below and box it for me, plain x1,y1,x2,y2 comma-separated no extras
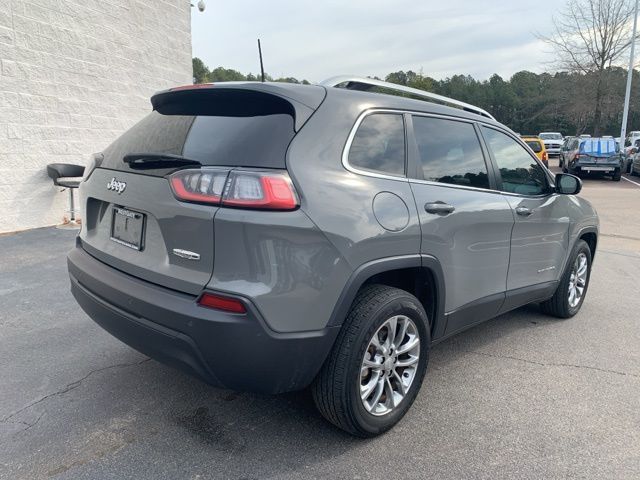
191,0,562,82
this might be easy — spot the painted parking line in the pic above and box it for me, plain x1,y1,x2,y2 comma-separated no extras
622,176,640,188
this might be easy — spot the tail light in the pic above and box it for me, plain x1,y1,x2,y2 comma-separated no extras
542,151,548,161
169,168,299,211
197,292,246,314
223,171,298,210
169,169,228,204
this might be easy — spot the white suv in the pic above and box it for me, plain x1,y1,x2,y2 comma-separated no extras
539,132,563,156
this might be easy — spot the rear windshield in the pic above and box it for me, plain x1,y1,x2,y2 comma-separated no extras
525,140,543,153
101,111,295,171
579,138,619,156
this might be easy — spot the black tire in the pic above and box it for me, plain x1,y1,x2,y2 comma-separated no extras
612,168,621,181
540,240,592,318
312,284,430,437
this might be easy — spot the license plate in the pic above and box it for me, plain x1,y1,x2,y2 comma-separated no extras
110,207,145,250
585,167,613,172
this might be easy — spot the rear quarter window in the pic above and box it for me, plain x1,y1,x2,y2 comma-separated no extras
348,113,406,176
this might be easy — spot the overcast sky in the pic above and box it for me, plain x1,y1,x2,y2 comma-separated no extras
191,0,563,82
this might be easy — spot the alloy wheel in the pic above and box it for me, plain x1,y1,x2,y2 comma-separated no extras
359,315,420,416
568,252,588,308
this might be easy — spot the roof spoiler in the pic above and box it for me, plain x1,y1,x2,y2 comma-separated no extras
150,82,326,131
320,75,495,120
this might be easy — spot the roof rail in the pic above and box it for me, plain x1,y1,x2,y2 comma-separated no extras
320,75,495,120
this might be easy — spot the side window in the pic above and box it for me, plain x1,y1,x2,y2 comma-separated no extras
412,116,490,189
482,127,548,196
348,113,405,176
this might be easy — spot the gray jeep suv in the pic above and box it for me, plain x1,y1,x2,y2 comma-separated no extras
67,77,599,437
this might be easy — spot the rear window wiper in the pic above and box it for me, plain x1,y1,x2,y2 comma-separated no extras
123,153,202,169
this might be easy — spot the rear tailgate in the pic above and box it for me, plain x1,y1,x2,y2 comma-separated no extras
78,83,326,295
79,168,224,295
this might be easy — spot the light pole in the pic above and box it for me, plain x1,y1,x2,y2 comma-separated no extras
620,0,639,151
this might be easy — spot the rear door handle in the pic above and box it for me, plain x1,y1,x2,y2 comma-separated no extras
515,206,533,216
425,201,455,215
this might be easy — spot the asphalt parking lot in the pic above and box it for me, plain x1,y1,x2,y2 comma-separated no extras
1,159,639,479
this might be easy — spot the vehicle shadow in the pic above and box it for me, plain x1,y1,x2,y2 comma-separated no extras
118,303,553,478
5,281,557,480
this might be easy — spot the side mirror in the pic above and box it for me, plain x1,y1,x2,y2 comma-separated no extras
555,173,582,195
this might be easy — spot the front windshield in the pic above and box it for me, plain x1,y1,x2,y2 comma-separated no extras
540,133,562,140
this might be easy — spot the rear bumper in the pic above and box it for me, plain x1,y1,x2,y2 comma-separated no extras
67,244,339,393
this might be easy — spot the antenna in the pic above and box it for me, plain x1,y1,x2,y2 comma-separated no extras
257,39,265,82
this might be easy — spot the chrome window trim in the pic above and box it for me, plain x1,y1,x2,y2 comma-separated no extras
343,109,498,194
342,108,557,199
408,177,505,196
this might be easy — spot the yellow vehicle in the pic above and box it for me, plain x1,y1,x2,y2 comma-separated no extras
521,136,549,167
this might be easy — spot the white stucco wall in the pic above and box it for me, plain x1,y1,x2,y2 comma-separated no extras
0,0,192,233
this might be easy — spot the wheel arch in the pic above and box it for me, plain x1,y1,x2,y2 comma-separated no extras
577,227,598,262
327,255,446,340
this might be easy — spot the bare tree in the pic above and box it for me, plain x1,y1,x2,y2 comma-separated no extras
541,0,639,135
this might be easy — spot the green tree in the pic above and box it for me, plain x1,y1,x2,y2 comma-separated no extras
191,57,640,135
192,57,210,84
208,67,246,82
385,71,408,85
540,0,640,135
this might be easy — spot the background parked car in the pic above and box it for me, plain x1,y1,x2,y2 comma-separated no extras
624,139,640,173
538,132,563,157
561,135,574,152
626,131,640,147
522,135,549,167
623,132,640,159
560,136,577,167
560,137,623,181
630,143,640,176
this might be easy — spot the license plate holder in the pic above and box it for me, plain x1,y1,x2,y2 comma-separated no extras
110,207,145,251
584,166,613,172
